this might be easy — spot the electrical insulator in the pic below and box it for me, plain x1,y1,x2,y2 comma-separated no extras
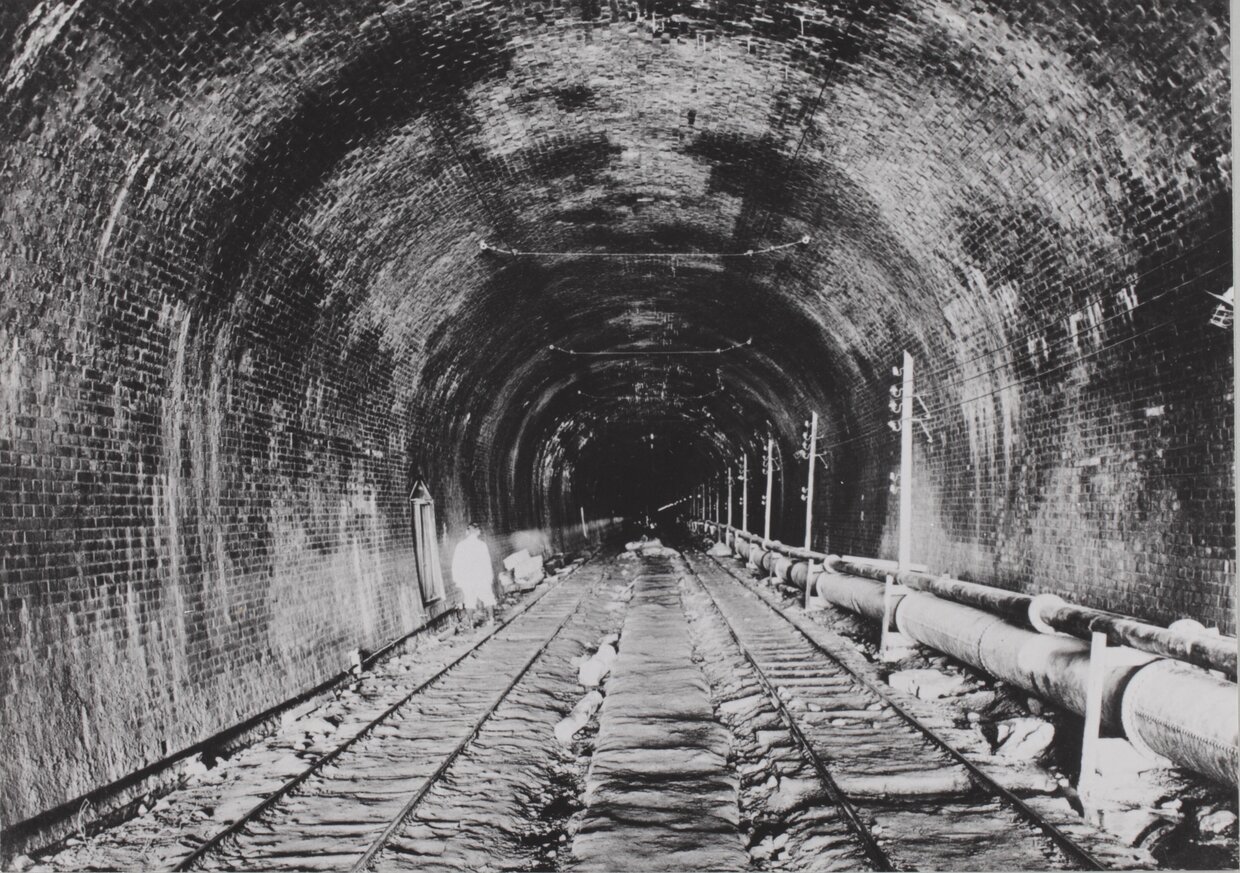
889,384,901,398
888,398,900,413
891,365,901,377
887,420,900,432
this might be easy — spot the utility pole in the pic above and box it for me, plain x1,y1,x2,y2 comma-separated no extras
715,473,723,539
764,438,774,541
804,411,818,551
881,351,917,661
726,465,734,530
898,351,914,571
741,454,749,533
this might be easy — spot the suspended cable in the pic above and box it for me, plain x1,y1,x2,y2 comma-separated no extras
480,236,809,258
576,385,725,401
550,337,752,357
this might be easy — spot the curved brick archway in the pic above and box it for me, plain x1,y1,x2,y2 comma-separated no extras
0,0,1231,830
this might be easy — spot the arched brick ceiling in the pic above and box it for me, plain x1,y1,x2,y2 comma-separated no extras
1,0,1231,576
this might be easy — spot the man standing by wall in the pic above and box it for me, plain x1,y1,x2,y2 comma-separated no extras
451,522,497,626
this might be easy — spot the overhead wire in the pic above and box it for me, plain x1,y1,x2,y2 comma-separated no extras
550,337,752,356
479,237,810,258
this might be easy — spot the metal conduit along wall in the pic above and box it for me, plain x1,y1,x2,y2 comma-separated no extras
710,522,1237,677
697,521,1239,787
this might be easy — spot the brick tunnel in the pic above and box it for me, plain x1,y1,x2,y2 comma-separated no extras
0,1,1234,870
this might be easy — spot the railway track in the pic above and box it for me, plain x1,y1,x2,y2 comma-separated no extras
173,565,600,872
683,550,1106,872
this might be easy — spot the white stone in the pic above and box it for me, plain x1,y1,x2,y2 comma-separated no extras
554,691,603,744
719,694,763,717
995,718,1054,760
578,656,608,688
1198,808,1238,836
594,643,617,668
280,700,319,729
768,776,826,812
754,729,784,751
887,668,968,700
299,717,336,736
503,549,532,571
748,837,774,860
1099,807,1175,847
182,755,210,778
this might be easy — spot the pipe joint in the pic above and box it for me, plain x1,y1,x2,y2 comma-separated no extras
1028,594,1066,635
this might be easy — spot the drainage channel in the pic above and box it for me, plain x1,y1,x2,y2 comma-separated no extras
570,553,749,872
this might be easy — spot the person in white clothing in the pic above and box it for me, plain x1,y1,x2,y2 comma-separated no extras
451,522,496,625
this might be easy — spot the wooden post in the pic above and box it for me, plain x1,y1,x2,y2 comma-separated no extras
726,465,734,531
580,506,588,539
880,574,898,660
1079,631,1108,824
763,438,774,542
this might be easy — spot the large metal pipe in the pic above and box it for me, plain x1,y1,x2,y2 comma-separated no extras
894,593,1239,786
831,558,1236,679
1122,659,1239,786
736,534,1236,679
832,558,1033,625
694,520,1239,786
813,570,895,622
893,592,1150,729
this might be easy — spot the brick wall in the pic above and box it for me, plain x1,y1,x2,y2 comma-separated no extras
1,0,1231,832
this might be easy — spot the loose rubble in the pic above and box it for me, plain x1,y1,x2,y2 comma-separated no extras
719,542,1234,871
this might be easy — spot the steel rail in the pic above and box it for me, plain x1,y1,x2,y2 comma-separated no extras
173,555,599,872
681,555,893,871
349,590,589,871
697,551,1107,872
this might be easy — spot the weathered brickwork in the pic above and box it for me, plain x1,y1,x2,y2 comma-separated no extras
0,0,1231,833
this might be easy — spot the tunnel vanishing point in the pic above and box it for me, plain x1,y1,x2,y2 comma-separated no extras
0,0,1235,865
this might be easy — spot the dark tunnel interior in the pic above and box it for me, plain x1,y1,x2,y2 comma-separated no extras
0,0,1232,832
